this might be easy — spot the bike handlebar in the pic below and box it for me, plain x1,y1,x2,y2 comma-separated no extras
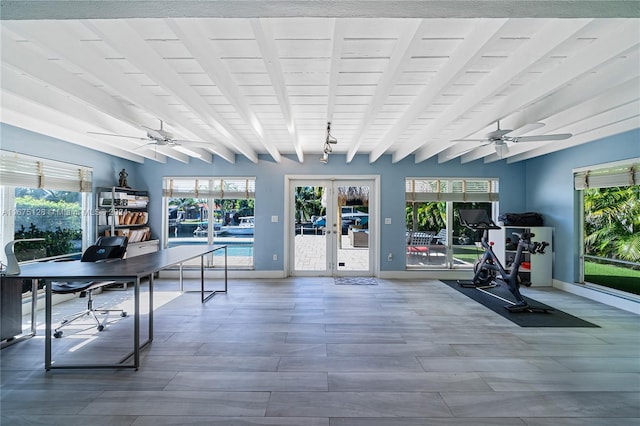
512,232,548,254
525,241,549,254
480,231,548,254
513,231,535,240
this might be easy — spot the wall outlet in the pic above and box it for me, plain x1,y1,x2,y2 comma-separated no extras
387,253,393,261
273,254,278,261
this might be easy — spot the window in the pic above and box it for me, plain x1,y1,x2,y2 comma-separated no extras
0,151,92,265
405,177,499,269
574,160,640,295
163,177,255,268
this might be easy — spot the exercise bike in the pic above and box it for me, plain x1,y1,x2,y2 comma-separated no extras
456,209,551,313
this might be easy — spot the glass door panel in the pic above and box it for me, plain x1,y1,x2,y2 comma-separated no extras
336,184,370,272
291,179,373,276
293,184,328,272
405,201,447,267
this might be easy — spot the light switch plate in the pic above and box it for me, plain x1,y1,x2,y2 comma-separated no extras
271,215,278,222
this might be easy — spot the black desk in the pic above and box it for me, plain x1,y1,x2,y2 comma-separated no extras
12,244,227,370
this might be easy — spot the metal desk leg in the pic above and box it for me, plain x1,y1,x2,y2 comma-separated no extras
200,247,228,303
200,254,205,303
179,262,184,292
45,280,52,370
30,278,38,336
148,273,154,342
224,246,228,292
134,277,140,369
119,275,152,368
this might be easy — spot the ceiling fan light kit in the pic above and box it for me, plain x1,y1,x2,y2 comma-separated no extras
88,120,209,150
457,120,573,156
494,142,509,157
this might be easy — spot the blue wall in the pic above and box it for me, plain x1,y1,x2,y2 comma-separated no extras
139,150,526,271
6,123,637,280
0,124,140,188
525,129,640,283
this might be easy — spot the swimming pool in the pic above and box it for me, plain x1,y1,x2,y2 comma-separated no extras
167,238,253,257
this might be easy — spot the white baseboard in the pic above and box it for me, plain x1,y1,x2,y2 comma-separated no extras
159,269,286,280
161,269,471,281
378,270,470,280
159,269,639,315
553,280,639,314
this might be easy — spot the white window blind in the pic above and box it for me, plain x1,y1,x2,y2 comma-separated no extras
163,177,255,199
406,177,499,202
0,150,92,192
574,159,639,189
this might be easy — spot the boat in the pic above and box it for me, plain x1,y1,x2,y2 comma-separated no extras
219,216,254,236
312,211,368,235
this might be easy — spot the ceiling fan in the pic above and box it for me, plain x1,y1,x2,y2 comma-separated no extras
88,121,203,148
456,121,572,149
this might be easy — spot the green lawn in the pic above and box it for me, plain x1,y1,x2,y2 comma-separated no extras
453,246,483,265
585,261,640,295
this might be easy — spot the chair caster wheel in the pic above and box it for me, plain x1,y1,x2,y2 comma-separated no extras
53,331,63,338
97,325,104,331
121,312,127,317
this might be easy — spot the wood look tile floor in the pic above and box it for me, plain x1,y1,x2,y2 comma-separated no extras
1,277,639,425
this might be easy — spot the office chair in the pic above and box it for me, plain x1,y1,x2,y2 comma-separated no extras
51,236,129,338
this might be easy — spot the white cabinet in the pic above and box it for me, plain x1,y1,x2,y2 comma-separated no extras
489,226,553,286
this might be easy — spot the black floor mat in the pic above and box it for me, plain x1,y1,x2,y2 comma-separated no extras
441,280,599,327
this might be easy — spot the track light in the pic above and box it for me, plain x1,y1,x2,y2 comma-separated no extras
320,122,337,163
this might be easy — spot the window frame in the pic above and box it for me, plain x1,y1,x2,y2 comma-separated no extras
405,177,500,269
574,159,640,294
162,176,256,269
0,150,93,265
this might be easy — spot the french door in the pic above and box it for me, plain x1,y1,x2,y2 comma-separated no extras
289,177,375,277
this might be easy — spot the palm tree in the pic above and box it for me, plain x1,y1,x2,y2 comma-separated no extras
406,201,446,232
584,185,640,262
294,186,324,223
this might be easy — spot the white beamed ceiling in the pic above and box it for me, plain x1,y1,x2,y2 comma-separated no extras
1,2,639,164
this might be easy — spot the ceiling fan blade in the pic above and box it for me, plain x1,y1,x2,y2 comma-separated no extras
88,131,149,141
451,138,487,142
173,139,215,148
512,133,572,143
133,142,160,150
507,122,545,137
